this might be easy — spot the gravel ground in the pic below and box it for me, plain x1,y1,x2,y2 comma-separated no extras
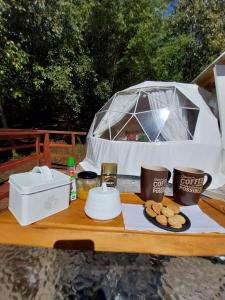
0,245,224,300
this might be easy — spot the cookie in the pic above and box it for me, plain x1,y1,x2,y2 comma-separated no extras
156,214,167,226
171,214,186,225
168,216,178,226
171,223,182,229
168,215,183,227
166,204,180,214
152,203,162,215
144,200,155,209
146,207,157,218
161,207,174,218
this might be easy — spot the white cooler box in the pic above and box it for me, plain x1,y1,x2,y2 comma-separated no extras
9,166,70,226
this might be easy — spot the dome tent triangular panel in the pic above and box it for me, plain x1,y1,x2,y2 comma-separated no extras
147,87,174,110
81,81,223,189
109,113,132,140
109,92,137,113
174,89,198,108
93,111,107,132
99,96,114,112
136,91,150,112
136,110,169,142
160,108,193,141
113,116,147,141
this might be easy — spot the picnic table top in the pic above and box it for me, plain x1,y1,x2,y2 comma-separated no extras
0,193,224,256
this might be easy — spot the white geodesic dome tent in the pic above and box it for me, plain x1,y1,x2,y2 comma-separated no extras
81,81,225,188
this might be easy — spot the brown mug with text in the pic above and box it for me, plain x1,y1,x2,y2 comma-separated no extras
173,167,212,206
140,165,171,202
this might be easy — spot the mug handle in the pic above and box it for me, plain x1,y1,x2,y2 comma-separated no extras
167,170,171,182
202,173,212,192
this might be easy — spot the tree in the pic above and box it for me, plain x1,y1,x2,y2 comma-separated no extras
153,0,225,82
85,0,169,92
0,0,97,129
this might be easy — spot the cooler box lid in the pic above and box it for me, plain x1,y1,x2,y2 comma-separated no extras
9,166,70,195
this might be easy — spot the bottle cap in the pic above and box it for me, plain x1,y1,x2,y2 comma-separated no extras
67,156,75,167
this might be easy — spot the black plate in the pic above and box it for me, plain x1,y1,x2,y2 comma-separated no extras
143,209,191,232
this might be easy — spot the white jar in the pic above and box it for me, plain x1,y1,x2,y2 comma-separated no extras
84,183,121,220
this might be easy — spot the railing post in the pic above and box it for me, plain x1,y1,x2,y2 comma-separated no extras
35,135,40,166
71,133,76,159
44,132,51,167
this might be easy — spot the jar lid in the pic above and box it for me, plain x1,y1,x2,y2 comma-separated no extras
78,171,97,179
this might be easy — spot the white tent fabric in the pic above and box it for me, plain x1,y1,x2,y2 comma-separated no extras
81,81,225,189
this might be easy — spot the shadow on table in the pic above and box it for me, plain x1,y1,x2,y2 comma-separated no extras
54,239,95,250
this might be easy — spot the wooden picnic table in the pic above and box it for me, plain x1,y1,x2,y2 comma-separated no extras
0,193,224,256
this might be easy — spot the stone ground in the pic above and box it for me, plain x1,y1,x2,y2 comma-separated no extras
0,167,225,299
0,245,224,300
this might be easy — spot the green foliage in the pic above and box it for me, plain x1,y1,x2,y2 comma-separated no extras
152,34,196,82
85,0,168,90
0,0,97,128
0,0,225,129
155,0,225,82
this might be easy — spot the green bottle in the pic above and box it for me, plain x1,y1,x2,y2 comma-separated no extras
67,156,76,201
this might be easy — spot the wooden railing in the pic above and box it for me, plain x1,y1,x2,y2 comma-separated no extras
38,130,87,167
0,129,87,172
0,129,87,204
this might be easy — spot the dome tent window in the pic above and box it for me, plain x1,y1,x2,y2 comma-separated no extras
92,86,199,142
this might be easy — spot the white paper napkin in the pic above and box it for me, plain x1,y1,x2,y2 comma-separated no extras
122,204,225,234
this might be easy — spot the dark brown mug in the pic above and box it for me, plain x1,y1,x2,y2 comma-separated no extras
173,167,212,206
140,165,171,202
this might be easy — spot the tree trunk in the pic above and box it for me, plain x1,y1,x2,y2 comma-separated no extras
0,103,8,128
